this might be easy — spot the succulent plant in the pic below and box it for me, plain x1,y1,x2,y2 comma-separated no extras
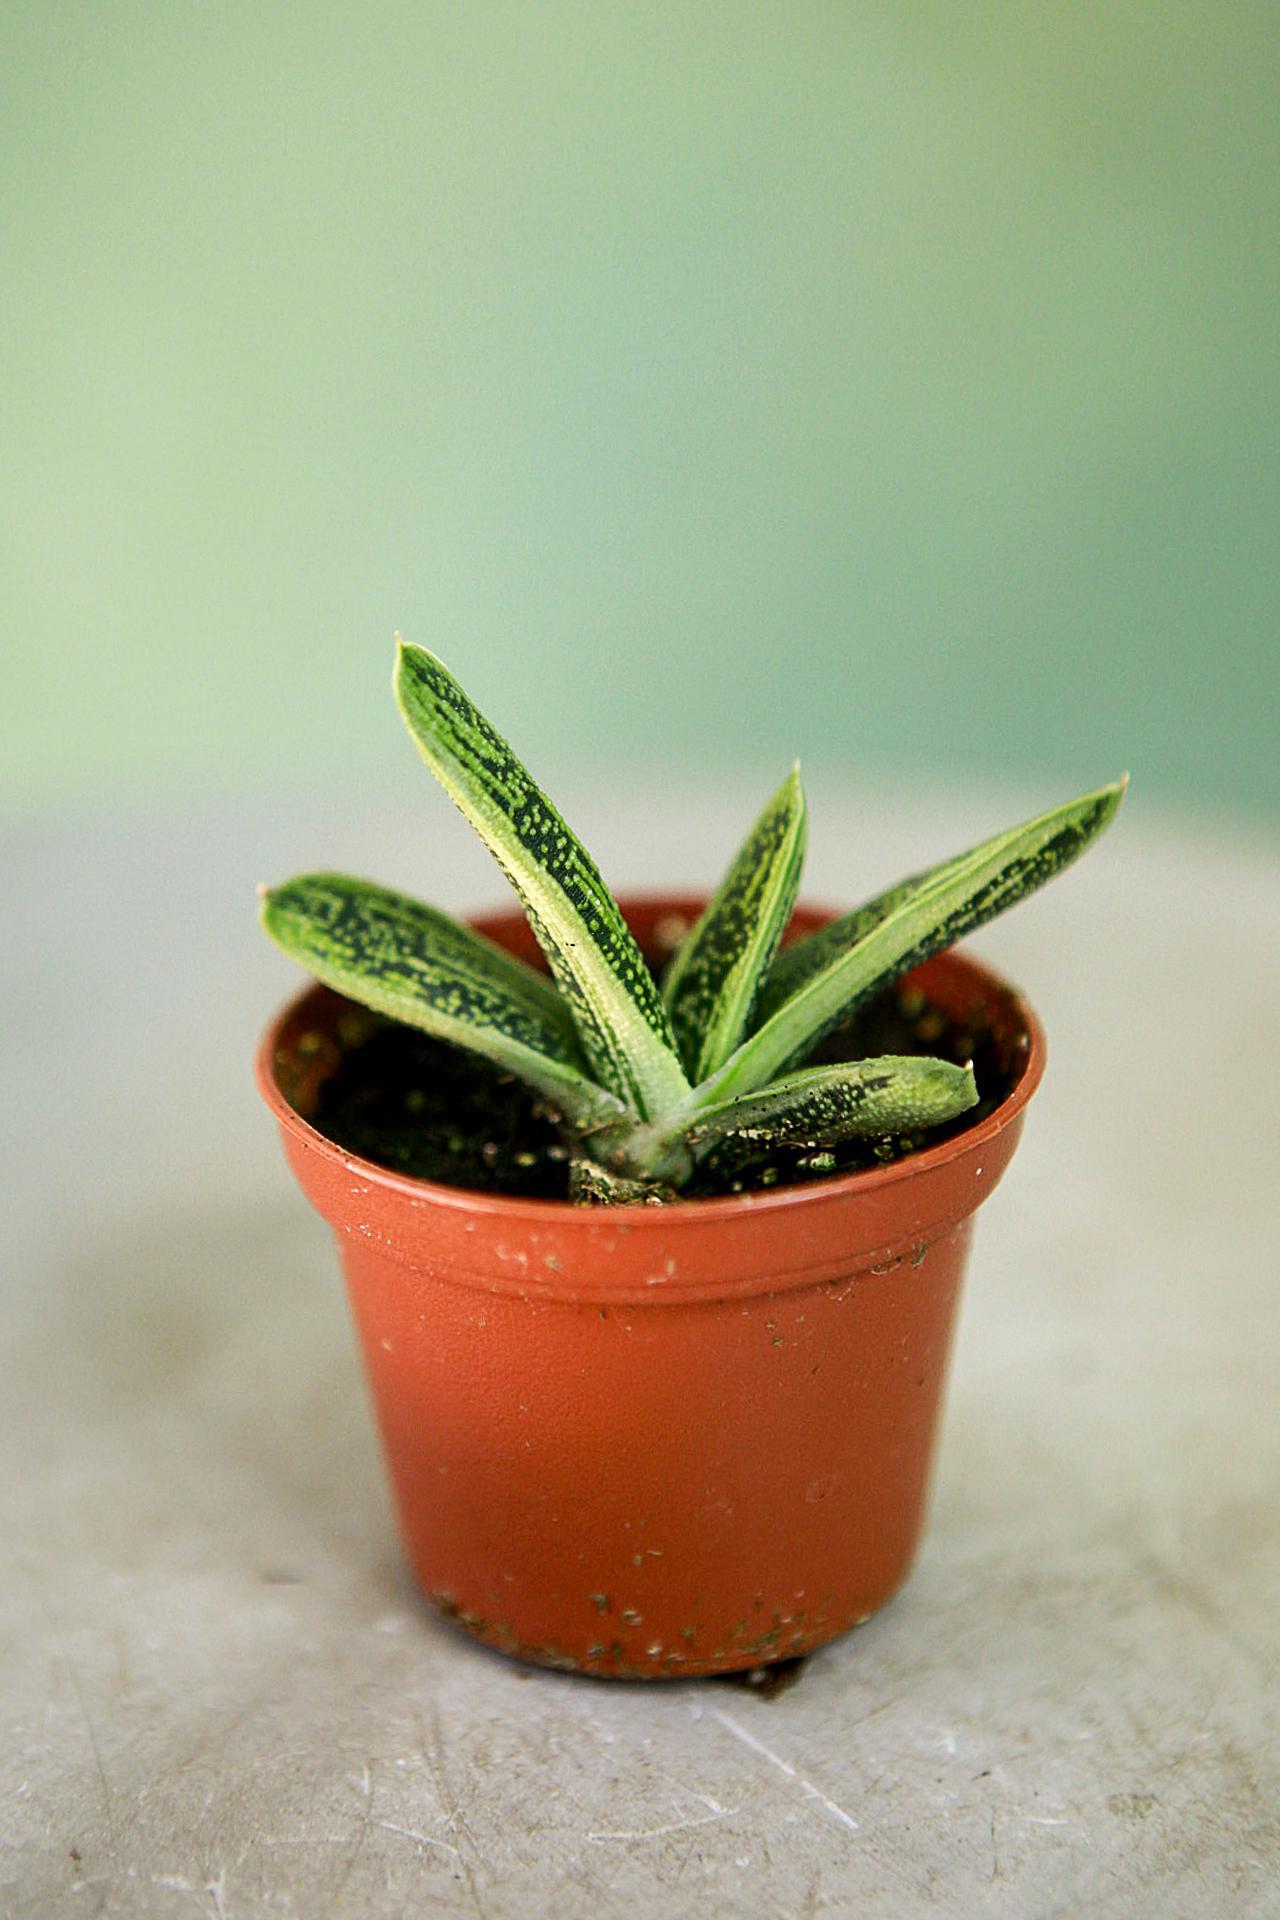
260,642,1125,1201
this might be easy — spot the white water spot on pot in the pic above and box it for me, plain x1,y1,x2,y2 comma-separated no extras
380,1337,393,1352
494,1244,528,1266
699,1494,734,1518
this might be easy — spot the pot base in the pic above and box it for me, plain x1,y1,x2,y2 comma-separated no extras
422,1585,886,1680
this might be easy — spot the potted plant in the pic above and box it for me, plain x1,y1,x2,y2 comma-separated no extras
255,641,1123,1676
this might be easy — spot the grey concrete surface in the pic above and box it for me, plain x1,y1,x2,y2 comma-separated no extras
2,784,1278,1918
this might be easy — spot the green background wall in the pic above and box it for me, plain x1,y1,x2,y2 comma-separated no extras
4,3,1276,818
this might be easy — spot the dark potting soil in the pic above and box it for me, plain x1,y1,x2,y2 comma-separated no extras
311,974,1018,1203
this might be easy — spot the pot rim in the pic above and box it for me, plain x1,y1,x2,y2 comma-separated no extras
254,891,1046,1229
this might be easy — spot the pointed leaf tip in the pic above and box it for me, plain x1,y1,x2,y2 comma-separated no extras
393,644,689,1117
705,777,1126,1106
662,761,808,1082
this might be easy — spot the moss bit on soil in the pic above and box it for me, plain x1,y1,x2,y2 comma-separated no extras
310,972,1016,1201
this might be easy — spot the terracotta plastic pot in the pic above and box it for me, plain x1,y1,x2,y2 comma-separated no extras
256,896,1045,1677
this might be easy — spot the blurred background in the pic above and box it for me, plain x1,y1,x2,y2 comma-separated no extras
6,15,1280,1909
4,0,1277,826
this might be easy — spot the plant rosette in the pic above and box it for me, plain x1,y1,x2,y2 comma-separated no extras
255,642,1120,1676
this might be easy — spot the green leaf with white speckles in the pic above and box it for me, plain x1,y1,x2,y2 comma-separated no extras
752,866,945,1027
700,778,1127,1106
260,872,626,1131
631,1056,978,1181
394,642,689,1120
661,764,807,1082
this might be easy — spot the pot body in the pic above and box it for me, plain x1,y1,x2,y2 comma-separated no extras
256,897,1044,1676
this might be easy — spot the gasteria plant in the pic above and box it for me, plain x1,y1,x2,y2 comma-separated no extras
260,642,1125,1200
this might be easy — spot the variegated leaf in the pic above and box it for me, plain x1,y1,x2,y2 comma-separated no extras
632,1056,977,1180
662,764,807,1082
394,642,688,1120
699,778,1127,1105
753,867,936,1029
260,872,625,1131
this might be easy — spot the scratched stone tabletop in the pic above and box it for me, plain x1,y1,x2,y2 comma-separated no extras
2,783,1278,1919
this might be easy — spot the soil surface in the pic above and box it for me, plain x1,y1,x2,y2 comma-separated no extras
311,967,1018,1202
